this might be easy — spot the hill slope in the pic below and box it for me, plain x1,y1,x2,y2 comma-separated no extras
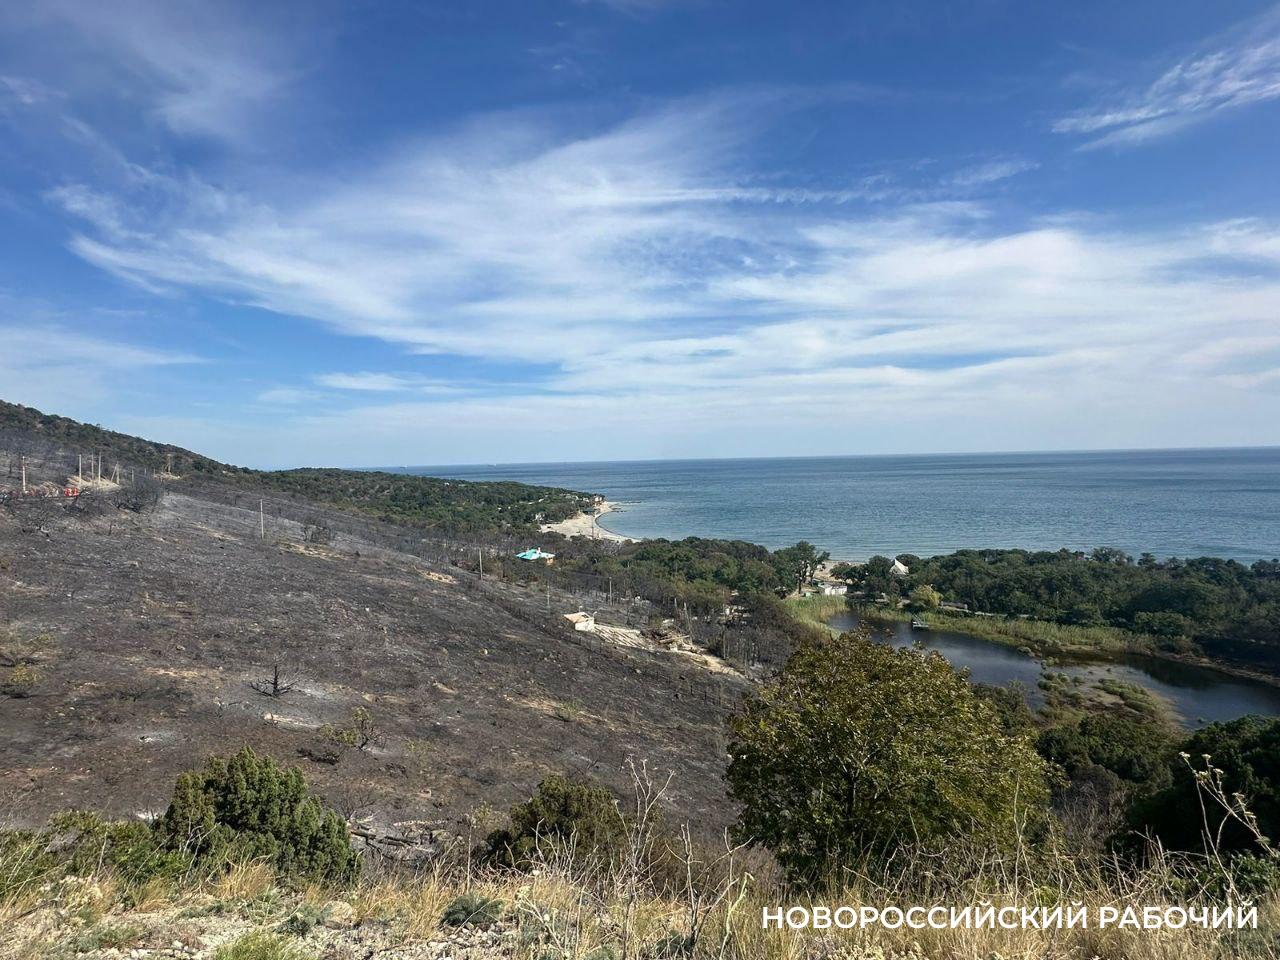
0,400,594,535
0,404,744,844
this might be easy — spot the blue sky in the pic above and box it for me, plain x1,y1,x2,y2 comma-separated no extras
2,0,1280,467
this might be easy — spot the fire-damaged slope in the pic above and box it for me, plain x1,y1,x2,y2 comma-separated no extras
0,440,744,845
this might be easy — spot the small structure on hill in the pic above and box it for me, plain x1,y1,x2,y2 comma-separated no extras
563,611,596,632
516,547,556,562
819,583,848,596
890,559,910,576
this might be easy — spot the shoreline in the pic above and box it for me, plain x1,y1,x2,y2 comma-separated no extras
540,500,637,543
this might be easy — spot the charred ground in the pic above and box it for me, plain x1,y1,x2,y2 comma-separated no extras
0,413,748,849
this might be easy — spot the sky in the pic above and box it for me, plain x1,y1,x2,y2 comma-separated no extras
2,1,1280,468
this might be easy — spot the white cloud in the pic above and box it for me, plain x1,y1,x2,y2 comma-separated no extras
36,92,1280,462
256,387,322,406
315,372,416,392
1055,9,1280,148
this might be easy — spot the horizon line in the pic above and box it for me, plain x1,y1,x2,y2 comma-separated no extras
369,442,1280,474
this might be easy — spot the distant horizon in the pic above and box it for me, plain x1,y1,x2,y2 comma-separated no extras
380,443,1280,475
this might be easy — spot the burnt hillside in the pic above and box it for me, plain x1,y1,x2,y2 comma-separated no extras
0,411,746,847
0,400,594,535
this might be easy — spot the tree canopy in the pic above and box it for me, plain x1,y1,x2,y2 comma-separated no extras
726,632,1051,882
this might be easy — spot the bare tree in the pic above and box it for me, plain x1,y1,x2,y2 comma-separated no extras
248,663,298,698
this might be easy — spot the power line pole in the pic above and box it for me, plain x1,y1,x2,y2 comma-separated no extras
19,456,26,494
478,547,484,580
259,499,265,540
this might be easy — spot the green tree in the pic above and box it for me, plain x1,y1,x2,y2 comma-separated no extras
1126,716,1280,856
908,584,943,610
153,748,359,885
726,633,1050,882
773,541,831,595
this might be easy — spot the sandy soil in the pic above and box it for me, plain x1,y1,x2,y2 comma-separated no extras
540,500,636,542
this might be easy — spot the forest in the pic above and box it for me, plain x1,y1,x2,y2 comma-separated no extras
835,547,1280,668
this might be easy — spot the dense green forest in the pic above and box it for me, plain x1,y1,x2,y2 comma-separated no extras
834,547,1280,668
0,400,592,535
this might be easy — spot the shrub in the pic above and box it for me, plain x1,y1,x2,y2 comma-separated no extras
153,747,359,885
726,632,1052,883
48,811,192,890
1126,716,1280,856
483,775,628,870
1,664,39,698
442,891,504,928
113,475,164,512
319,707,383,753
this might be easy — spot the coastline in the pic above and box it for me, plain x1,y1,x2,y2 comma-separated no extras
540,500,637,543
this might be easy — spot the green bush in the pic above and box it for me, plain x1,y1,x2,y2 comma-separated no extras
727,633,1052,883
212,931,314,960
153,747,359,885
442,891,504,928
0,827,59,903
49,811,193,891
483,775,628,870
1126,716,1280,856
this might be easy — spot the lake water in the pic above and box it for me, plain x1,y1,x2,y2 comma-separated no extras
405,448,1280,563
828,611,1280,727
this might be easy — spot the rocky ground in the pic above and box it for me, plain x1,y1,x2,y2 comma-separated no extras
0,468,747,846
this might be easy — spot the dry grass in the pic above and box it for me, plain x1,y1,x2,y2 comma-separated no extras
2,841,1277,959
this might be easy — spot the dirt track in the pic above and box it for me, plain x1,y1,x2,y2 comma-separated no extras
0,485,746,840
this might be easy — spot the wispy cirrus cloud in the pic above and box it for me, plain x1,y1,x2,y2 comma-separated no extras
40,90,1280,463
1055,8,1280,148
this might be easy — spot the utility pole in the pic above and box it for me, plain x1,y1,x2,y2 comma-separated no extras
78,454,82,479
96,452,101,481
546,580,551,613
19,456,26,494
478,547,484,580
259,499,265,540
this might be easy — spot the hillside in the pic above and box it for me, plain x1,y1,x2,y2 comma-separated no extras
0,400,594,536
0,405,747,849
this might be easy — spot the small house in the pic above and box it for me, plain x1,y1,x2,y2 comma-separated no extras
564,612,595,632
819,583,848,596
890,559,910,577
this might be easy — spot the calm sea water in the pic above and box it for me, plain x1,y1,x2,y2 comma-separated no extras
406,448,1280,563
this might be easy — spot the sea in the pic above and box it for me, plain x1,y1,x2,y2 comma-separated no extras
402,447,1280,563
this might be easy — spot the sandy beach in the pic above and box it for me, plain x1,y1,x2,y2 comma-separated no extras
540,500,636,542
